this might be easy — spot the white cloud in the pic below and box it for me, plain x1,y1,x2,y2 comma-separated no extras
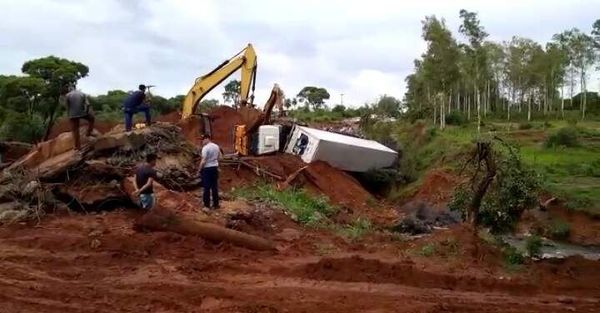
0,0,598,108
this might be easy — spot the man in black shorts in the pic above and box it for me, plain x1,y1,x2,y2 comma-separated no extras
133,153,158,210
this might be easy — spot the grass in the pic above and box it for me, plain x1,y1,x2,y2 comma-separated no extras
418,243,437,257
233,184,338,226
546,219,571,240
337,217,373,241
398,120,600,216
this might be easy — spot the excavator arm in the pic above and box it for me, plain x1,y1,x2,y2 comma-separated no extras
181,44,257,119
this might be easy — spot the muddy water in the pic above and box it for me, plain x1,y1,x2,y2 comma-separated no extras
503,235,600,260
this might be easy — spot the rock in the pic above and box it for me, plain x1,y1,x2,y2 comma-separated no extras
276,228,302,242
89,238,102,249
558,296,575,304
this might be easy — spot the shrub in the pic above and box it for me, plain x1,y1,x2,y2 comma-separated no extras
547,220,570,240
445,111,467,126
449,142,540,233
525,235,543,258
518,122,533,130
0,111,45,143
339,217,373,240
419,243,436,257
503,246,525,265
545,127,579,148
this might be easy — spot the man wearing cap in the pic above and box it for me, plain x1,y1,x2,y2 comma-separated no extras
199,134,221,211
123,84,152,132
63,84,95,150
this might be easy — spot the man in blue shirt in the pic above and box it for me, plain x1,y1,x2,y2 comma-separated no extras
123,84,151,131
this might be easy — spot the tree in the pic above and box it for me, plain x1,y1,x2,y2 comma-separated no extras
296,86,330,110
332,104,346,114
421,15,461,129
222,79,241,105
0,75,45,117
570,31,596,120
21,56,89,139
459,9,488,132
373,95,402,118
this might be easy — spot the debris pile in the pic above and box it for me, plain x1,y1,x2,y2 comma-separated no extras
0,107,378,248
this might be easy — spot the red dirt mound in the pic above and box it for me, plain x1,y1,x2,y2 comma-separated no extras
279,255,534,294
208,106,244,153
48,118,118,140
303,161,371,208
412,169,462,210
156,111,182,123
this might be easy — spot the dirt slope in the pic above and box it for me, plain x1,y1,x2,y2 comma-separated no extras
1,211,598,313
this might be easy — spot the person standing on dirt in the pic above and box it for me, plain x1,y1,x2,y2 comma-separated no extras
123,84,151,132
199,134,221,211
64,84,95,150
133,153,158,210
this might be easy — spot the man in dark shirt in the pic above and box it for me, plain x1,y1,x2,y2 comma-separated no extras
133,153,158,210
63,84,95,150
123,84,152,132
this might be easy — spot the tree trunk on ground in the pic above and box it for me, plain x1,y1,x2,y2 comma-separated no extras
135,209,276,251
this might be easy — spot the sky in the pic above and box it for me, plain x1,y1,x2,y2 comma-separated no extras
1,0,599,107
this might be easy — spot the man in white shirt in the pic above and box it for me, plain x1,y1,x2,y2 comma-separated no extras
199,134,221,210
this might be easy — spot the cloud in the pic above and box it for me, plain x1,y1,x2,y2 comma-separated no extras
0,0,598,108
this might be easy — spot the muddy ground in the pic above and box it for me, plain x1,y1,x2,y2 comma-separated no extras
1,207,599,313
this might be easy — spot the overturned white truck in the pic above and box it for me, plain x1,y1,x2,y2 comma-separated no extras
282,125,398,172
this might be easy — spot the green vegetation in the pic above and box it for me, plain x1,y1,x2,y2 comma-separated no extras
547,219,571,240
233,184,337,226
418,243,437,257
503,245,525,266
447,141,541,233
544,127,579,148
337,217,373,241
525,235,543,258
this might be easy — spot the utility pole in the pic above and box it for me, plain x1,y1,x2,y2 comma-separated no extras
340,93,344,106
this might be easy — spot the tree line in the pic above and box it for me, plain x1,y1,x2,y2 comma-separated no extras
405,10,600,129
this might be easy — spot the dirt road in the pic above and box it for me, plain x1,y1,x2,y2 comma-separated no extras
1,211,598,313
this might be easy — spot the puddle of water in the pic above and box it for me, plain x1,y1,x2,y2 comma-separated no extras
502,236,600,261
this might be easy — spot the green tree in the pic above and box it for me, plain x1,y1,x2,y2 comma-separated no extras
459,9,488,131
222,79,241,105
21,56,89,139
296,86,330,110
421,15,461,128
373,95,402,118
0,75,45,117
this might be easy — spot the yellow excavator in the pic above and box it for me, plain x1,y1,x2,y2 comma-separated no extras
181,43,257,119
180,43,285,155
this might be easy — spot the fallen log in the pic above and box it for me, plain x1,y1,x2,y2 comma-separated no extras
123,177,276,251
135,208,276,251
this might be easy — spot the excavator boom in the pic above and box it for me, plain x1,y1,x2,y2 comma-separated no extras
181,44,257,119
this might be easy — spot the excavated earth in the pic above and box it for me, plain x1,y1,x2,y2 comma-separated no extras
1,107,600,312
1,212,599,313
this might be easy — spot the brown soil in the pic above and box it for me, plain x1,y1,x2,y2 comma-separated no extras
304,161,371,208
48,118,118,140
1,212,599,313
411,168,462,210
519,199,600,246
